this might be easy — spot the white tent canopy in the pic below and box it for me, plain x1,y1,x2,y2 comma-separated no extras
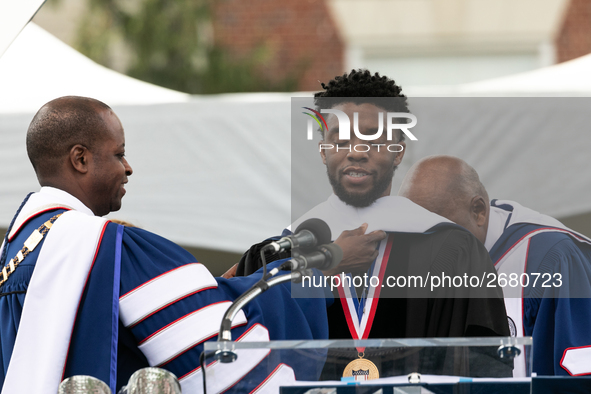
1,23,590,260
459,54,591,96
405,53,591,97
0,0,45,58
0,23,189,114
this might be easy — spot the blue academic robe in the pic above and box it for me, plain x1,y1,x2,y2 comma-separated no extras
0,204,328,393
489,202,591,376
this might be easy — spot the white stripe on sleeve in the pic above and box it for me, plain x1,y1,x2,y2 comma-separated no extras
561,347,591,376
138,301,246,366
249,364,296,394
120,263,217,327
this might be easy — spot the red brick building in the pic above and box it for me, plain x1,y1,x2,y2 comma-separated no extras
212,0,344,91
556,0,591,63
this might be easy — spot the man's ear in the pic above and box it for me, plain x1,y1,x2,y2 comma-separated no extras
319,140,327,165
470,196,488,227
69,144,90,174
393,140,406,166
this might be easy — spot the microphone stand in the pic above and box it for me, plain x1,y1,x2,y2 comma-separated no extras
215,266,301,361
203,242,340,394
216,242,341,355
201,266,303,394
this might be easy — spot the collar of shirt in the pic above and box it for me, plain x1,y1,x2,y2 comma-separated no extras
39,186,94,216
484,205,511,252
311,193,452,235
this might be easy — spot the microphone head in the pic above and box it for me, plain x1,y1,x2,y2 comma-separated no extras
318,243,343,270
294,218,332,246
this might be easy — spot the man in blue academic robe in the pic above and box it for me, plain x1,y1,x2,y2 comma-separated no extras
0,96,328,394
399,154,591,376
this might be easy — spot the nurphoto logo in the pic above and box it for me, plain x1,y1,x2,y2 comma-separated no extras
302,106,417,153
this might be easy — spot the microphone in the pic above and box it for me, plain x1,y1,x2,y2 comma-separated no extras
264,218,331,253
288,243,343,271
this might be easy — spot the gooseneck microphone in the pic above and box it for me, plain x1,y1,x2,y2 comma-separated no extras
217,243,343,342
263,218,332,253
214,218,340,377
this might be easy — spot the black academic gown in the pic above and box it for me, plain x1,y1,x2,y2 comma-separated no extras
324,228,511,378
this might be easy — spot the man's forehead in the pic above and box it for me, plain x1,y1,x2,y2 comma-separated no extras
324,102,389,132
99,110,125,141
324,102,388,115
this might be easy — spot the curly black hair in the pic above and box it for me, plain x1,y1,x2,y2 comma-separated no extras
313,69,410,140
314,69,408,112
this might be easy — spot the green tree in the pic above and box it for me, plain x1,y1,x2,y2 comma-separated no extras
75,0,299,94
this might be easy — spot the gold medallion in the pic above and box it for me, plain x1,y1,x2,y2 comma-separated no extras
342,354,379,380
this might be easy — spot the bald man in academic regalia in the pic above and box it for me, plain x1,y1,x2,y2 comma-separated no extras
399,154,591,377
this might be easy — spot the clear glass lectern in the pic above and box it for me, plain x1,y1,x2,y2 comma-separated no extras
202,337,532,393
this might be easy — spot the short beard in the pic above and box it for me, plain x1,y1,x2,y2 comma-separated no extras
328,165,397,208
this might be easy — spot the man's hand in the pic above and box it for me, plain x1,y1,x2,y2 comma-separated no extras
221,263,238,279
322,223,387,276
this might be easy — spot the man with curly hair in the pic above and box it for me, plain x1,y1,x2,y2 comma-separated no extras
298,69,511,377
313,69,411,209
239,70,511,378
